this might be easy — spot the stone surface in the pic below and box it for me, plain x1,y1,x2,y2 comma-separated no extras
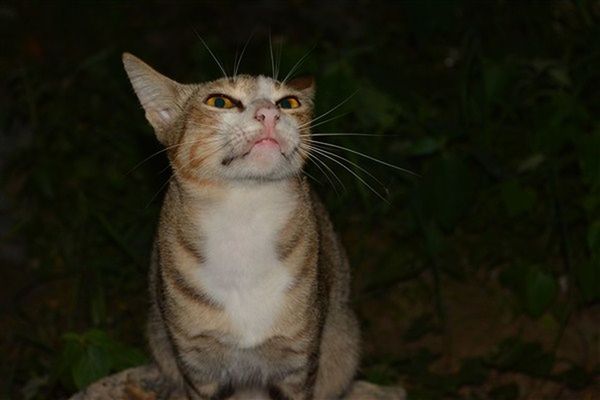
70,364,406,400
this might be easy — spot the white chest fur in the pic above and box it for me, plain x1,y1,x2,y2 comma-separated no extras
195,183,296,348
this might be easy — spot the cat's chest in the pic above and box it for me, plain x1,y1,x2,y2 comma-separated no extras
194,185,296,347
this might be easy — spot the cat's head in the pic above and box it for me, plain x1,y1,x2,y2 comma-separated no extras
122,52,314,183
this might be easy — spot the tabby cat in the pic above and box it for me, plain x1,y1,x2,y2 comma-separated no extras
123,52,360,400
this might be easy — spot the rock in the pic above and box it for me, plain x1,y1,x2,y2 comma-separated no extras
69,364,406,400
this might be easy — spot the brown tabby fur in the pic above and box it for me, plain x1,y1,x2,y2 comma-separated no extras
123,53,360,400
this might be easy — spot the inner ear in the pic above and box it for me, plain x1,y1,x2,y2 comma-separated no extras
122,52,192,137
286,75,315,91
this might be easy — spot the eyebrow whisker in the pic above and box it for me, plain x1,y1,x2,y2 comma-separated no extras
234,30,255,80
281,44,316,85
194,30,229,79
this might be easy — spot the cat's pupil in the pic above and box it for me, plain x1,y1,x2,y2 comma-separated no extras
280,99,291,109
215,97,226,108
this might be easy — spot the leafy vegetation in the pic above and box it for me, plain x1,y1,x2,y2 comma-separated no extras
1,1,598,399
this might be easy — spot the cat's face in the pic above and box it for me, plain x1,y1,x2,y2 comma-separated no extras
123,53,314,183
179,75,314,181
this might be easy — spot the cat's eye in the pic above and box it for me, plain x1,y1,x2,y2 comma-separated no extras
277,96,301,109
205,94,237,109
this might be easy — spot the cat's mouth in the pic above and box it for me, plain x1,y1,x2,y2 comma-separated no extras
246,137,283,154
221,136,285,166
252,137,280,149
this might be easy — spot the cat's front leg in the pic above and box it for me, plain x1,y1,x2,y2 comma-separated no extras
182,380,234,400
268,365,316,400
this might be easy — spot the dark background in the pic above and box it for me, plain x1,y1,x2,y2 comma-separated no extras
1,1,598,399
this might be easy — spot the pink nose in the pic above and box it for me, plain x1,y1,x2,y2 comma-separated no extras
255,105,280,129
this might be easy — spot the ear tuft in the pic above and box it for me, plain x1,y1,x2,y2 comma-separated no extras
122,52,189,134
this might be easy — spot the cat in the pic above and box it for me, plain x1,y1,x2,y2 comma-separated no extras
123,52,360,400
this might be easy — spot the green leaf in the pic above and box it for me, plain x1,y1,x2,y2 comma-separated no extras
490,338,555,377
548,66,571,88
363,364,397,385
517,153,545,173
501,265,558,318
354,82,400,131
483,61,514,102
110,343,148,370
56,329,147,389
525,268,557,318
83,329,112,348
54,334,85,390
408,137,443,156
72,345,111,389
500,180,537,217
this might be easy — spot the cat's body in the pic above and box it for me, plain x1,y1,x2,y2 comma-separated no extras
123,53,359,399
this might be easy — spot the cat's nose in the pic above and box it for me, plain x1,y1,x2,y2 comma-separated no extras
255,104,280,129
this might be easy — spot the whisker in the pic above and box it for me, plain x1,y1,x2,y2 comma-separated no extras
194,30,228,79
156,134,237,176
306,144,388,189
309,139,419,177
305,150,345,194
232,49,239,79
269,29,275,80
145,173,174,209
149,139,233,208
298,91,358,129
146,137,237,208
299,142,339,191
126,134,226,175
275,39,283,81
299,168,321,186
300,143,389,203
300,133,402,138
145,172,170,207
281,44,316,85
234,31,254,80
298,112,352,132
180,136,237,172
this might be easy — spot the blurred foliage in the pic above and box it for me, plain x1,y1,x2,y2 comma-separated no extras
1,1,599,399
56,330,147,391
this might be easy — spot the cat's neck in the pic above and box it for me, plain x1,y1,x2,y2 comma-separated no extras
169,174,305,208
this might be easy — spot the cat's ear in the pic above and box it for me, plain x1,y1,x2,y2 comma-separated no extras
287,75,315,98
122,53,192,135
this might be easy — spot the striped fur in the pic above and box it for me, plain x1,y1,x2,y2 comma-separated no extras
124,53,360,400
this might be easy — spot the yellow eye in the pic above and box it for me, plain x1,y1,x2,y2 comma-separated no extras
277,96,301,109
205,95,236,109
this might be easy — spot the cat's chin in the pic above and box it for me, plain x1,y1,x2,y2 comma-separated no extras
247,140,283,163
217,141,303,181
220,159,301,182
